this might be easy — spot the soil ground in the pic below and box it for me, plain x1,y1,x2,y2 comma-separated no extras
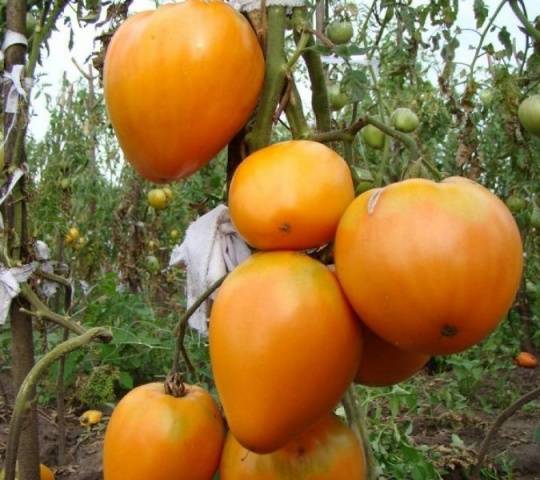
0,366,538,479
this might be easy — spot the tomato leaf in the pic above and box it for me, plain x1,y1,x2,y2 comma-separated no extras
473,0,488,29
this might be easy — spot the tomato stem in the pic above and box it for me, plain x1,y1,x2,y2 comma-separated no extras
164,372,187,398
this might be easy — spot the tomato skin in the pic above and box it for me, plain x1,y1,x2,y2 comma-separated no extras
229,141,354,251
103,383,225,480
210,252,362,453
390,108,419,133
361,125,385,149
104,0,264,182
335,177,523,355
355,325,429,387
518,94,540,136
220,415,366,480
40,464,54,480
515,352,538,368
326,21,354,45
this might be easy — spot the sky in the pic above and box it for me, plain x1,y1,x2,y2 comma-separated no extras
28,0,540,140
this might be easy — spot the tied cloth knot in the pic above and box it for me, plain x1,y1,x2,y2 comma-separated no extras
169,205,251,335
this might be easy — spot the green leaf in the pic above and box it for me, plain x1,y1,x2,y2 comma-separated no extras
498,26,512,57
473,0,488,28
118,371,134,390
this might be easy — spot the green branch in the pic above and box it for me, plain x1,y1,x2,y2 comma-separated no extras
292,8,331,132
246,7,288,151
509,0,540,43
469,0,508,77
3,327,112,480
284,78,310,139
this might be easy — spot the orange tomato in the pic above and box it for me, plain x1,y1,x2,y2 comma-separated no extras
355,325,429,387
40,464,54,480
210,252,362,453
104,0,264,182
103,382,225,480
229,141,354,250
220,415,366,479
515,352,538,368
335,177,523,355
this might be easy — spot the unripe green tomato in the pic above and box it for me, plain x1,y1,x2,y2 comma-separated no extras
326,21,353,45
518,94,540,136
361,125,386,149
478,89,494,106
327,83,348,111
391,108,419,133
60,178,70,189
147,189,168,210
170,229,179,239
526,280,538,297
530,205,540,228
505,194,527,213
145,254,160,273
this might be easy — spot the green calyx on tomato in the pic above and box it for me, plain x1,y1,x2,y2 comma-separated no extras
518,94,540,136
361,124,386,150
391,108,419,133
326,21,354,45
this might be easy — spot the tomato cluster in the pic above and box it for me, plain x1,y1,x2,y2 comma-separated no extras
101,2,524,478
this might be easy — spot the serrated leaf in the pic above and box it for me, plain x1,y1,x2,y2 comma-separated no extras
474,0,488,28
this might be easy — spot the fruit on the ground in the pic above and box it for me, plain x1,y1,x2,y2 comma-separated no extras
391,107,419,133
104,0,264,182
103,381,225,480
355,326,429,386
220,415,366,479
210,252,362,453
361,125,385,149
326,20,354,45
335,177,523,355
229,141,354,250
515,352,538,368
327,83,349,110
40,464,54,480
80,409,103,426
147,189,168,210
518,94,540,136
505,194,526,213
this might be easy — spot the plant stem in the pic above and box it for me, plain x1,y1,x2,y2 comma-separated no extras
285,78,310,139
246,6,288,151
292,8,331,132
4,327,112,480
469,0,508,78
343,387,377,480
19,284,86,335
509,0,540,43
471,386,540,479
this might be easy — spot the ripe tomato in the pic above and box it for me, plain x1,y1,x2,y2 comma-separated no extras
147,189,168,210
104,0,264,182
518,94,540,136
326,21,354,45
355,325,429,387
335,177,523,355
220,415,366,479
361,125,385,149
40,464,54,480
103,382,225,480
515,352,538,369
390,108,419,133
229,141,354,250
210,252,362,453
